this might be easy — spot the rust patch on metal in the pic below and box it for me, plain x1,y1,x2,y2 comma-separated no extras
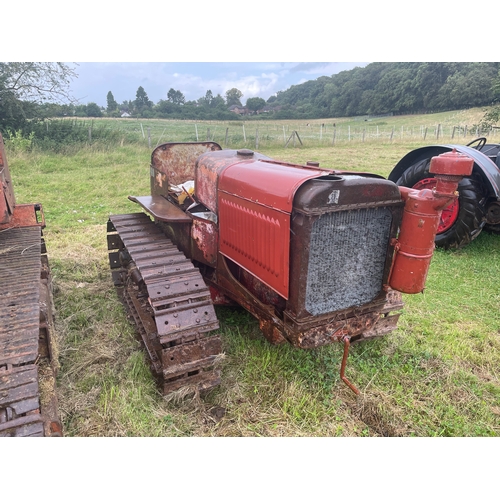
258,319,287,345
151,142,222,190
192,218,218,266
0,203,44,231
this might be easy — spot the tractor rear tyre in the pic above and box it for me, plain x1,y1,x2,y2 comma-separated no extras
395,158,486,249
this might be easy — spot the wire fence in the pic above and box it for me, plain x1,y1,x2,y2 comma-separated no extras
136,121,499,149
25,118,499,152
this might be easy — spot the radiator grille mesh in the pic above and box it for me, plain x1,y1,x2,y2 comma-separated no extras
305,207,392,315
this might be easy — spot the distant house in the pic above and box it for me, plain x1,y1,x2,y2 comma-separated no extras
121,112,131,118
229,105,249,115
258,106,273,114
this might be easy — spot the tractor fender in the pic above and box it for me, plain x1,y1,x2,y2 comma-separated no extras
388,144,500,200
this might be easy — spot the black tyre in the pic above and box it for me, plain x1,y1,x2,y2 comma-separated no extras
396,158,486,249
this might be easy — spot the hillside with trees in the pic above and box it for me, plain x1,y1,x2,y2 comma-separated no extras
270,62,500,119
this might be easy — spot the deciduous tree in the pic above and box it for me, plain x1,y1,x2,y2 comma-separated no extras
86,102,103,117
246,97,266,113
0,62,77,131
167,88,185,105
225,88,243,107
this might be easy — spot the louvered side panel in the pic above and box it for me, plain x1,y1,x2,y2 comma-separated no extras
218,193,290,298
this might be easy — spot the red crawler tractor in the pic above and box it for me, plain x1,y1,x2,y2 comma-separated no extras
0,133,61,436
108,142,474,395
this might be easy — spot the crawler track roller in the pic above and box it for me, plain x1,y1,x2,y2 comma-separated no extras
107,213,222,395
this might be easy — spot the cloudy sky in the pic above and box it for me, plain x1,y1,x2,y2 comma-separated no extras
69,62,368,107
6,1,495,110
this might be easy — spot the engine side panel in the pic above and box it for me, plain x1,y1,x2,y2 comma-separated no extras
218,192,290,298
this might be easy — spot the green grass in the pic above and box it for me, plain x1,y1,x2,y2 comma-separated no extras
5,108,500,436
30,106,498,153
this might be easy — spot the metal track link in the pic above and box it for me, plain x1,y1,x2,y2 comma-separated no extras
107,213,222,395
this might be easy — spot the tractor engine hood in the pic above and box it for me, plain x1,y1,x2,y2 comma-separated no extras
196,149,330,299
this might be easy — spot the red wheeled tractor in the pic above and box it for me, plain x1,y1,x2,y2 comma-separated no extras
107,142,474,396
389,138,500,249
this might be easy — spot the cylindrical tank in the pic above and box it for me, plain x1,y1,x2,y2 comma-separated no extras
389,150,474,293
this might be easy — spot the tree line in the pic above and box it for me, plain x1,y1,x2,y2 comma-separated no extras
1,62,500,135
99,86,254,121
0,63,257,130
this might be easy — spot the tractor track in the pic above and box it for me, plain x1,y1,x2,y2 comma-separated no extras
0,226,61,437
107,212,223,395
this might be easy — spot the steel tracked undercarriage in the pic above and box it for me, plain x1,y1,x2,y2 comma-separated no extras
0,223,61,437
107,212,223,395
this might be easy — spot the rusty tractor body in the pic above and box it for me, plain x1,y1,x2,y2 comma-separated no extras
108,142,473,395
0,133,62,436
389,137,500,249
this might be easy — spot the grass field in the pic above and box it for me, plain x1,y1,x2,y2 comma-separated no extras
5,108,500,437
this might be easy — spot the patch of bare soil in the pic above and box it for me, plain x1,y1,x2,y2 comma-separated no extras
350,396,409,436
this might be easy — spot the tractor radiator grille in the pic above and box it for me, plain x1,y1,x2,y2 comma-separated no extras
305,207,392,315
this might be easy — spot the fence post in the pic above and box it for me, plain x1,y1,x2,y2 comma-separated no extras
390,127,394,142
242,124,246,142
148,127,151,148
195,124,199,141
424,127,428,140
332,127,336,146
452,126,456,139
256,128,259,149
285,131,302,148
224,128,229,147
